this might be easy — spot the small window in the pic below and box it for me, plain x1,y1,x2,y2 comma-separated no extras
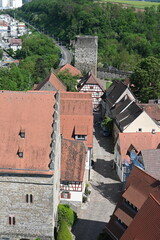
152,129,155,134
13,217,15,225
18,152,23,158
61,192,71,199
26,194,33,203
26,194,28,203
19,131,25,138
138,128,142,132
9,216,15,225
90,86,93,89
30,194,33,203
75,135,86,140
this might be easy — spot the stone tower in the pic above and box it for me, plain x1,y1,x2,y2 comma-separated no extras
75,35,98,76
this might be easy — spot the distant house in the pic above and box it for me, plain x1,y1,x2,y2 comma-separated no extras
106,166,160,240
112,101,160,139
138,103,160,125
138,149,160,179
114,132,160,181
9,38,22,51
60,92,93,180
102,80,135,117
35,72,67,92
60,63,82,77
60,138,87,203
78,71,104,110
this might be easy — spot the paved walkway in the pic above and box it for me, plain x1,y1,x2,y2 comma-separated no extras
72,114,121,240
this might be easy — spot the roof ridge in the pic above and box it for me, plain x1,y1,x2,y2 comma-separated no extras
149,193,160,206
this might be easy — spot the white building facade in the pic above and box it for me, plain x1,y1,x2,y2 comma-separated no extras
0,0,22,9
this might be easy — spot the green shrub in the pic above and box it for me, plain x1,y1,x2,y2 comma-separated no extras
101,117,113,132
57,220,72,240
83,195,87,203
58,204,77,227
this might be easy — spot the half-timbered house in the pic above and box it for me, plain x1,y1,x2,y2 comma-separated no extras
78,71,104,110
60,138,86,202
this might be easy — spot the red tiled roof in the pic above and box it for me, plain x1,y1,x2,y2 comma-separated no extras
119,132,160,164
106,166,160,240
0,91,56,175
120,191,160,240
35,72,66,91
60,92,93,148
138,103,160,121
9,38,22,46
114,208,133,226
60,64,82,77
61,138,86,181
75,125,88,135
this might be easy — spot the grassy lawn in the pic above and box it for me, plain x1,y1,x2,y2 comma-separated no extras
100,0,160,9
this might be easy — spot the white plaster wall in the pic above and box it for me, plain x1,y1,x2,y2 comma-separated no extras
85,148,91,170
114,140,123,181
60,191,83,202
124,111,160,133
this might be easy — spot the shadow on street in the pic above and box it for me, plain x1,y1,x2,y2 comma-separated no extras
72,218,106,240
92,182,122,204
94,159,120,181
94,125,114,154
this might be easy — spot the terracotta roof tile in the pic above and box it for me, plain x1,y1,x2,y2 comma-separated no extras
35,72,66,91
138,103,160,122
0,91,56,175
119,132,160,164
120,191,160,240
60,92,93,148
60,64,82,77
106,166,160,240
61,138,86,181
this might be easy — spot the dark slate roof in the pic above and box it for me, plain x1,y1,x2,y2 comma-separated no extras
140,149,160,180
111,96,132,118
105,80,127,107
115,102,142,131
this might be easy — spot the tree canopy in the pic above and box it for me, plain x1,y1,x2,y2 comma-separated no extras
130,56,160,103
0,32,60,91
13,0,160,70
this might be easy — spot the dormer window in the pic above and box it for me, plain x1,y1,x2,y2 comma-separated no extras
17,151,23,158
19,130,25,138
75,135,87,140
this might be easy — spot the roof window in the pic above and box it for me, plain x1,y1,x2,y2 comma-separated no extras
19,130,25,138
75,135,87,140
17,151,23,158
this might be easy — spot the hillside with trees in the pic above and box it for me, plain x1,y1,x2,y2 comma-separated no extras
0,32,60,91
14,0,160,71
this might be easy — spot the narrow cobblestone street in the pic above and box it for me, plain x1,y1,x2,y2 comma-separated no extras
72,113,121,240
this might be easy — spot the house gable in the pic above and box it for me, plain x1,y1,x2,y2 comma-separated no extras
124,111,160,133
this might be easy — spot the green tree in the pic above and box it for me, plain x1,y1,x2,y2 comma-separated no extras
130,56,160,102
58,69,78,91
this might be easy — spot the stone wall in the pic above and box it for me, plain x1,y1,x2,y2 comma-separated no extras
0,174,54,240
97,68,132,80
75,35,98,76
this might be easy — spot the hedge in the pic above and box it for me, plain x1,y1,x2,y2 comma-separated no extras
57,220,72,240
